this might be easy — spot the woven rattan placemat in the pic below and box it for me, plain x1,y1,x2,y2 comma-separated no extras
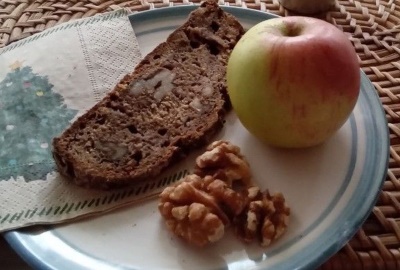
1,0,398,269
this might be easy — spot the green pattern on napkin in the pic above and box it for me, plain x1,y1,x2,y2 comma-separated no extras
0,63,77,181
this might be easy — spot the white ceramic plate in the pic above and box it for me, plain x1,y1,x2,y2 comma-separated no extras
5,6,389,270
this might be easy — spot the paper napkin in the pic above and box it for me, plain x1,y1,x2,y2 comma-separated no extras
0,8,191,232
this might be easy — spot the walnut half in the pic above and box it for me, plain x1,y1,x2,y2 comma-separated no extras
194,140,252,188
158,174,244,246
233,187,290,247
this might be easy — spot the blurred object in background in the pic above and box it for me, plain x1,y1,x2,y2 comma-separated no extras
279,0,336,14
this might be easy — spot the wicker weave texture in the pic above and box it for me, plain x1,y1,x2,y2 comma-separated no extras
1,0,399,269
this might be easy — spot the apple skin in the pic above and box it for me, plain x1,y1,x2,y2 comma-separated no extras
227,16,360,148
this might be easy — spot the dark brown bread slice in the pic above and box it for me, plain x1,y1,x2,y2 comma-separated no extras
52,0,244,189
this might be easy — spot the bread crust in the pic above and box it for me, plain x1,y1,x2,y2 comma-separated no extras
52,0,244,189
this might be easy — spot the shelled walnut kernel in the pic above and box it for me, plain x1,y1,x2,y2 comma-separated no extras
233,187,290,247
194,140,252,187
158,140,290,247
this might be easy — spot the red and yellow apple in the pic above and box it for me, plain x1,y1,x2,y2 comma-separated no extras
227,16,360,148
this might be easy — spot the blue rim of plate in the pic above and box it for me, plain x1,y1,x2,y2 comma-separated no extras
4,5,389,270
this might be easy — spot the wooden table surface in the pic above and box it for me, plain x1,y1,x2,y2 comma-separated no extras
0,236,31,269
